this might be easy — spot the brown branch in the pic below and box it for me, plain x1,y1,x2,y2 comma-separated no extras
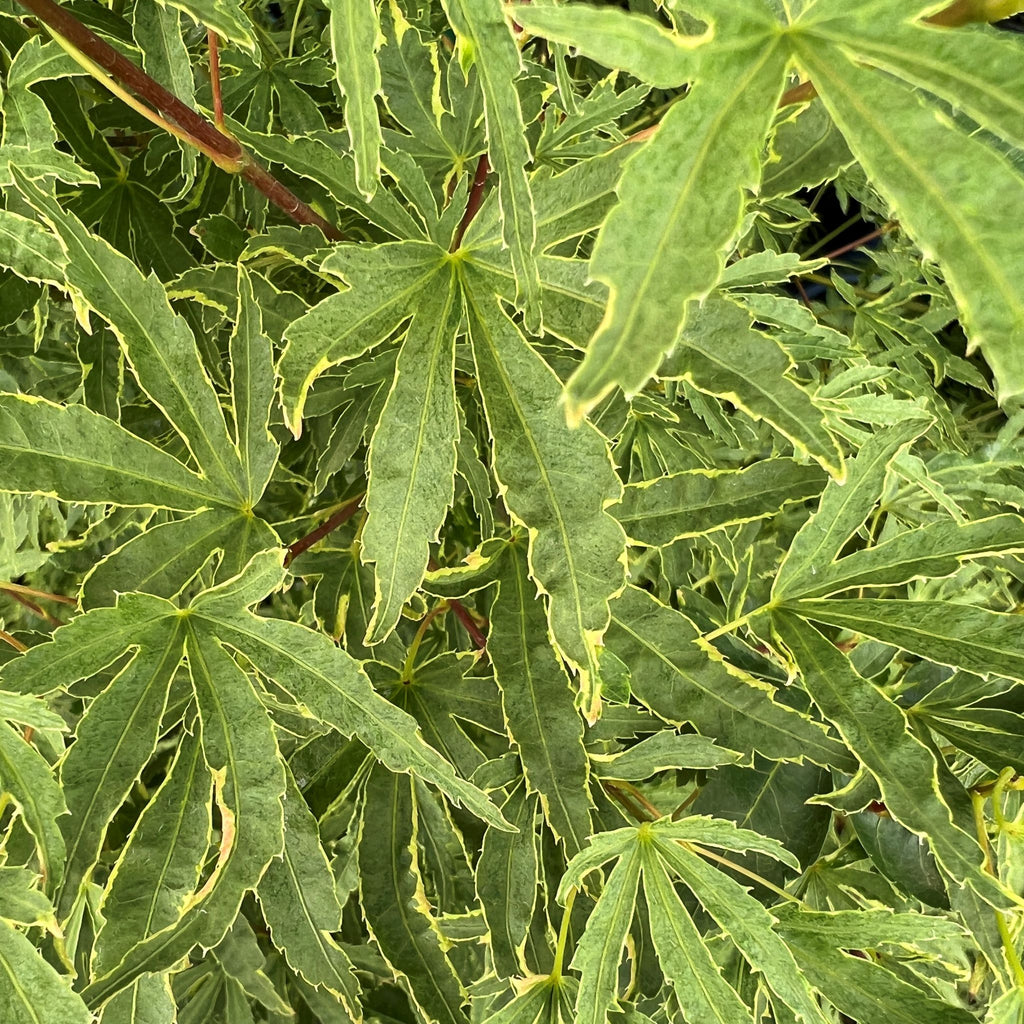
820,221,898,262
0,581,76,606
284,496,364,567
452,154,490,251
14,0,342,241
0,629,28,653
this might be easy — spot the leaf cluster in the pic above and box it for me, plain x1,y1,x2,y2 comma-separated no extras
1,1,1024,1022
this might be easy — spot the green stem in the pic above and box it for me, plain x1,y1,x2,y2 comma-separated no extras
551,886,577,981
971,791,1024,987
992,767,1017,833
288,0,306,59
701,607,762,644
401,603,450,680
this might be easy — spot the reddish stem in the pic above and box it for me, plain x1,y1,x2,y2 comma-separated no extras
285,497,364,567
14,0,342,241
821,222,897,262
448,599,488,651
18,0,240,160
239,159,342,239
451,154,490,251
779,80,817,108
208,30,225,132
425,557,489,651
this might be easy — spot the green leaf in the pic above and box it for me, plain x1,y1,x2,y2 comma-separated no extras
614,458,825,548
664,296,844,476
773,418,932,601
606,586,856,771
792,29,1024,402
564,31,787,420
771,611,1012,908
232,123,425,239
159,0,257,53
652,838,829,1024
93,729,212,975
0,394,226,511
441,0,540,326
359,764,468,1024
229,266,279,508
80,509,279,609
0,209,68,286
0,917,91,1024
476,780,539,978
82,624,288,1007
0,868,56,930
326,0,384,199
591,733,739,780
792,514,1024,599
790,598,1024,682
639,846,754,1024
258,768,360,1009
0,720,67,894
55,634,183,920
490,543,592,854
511,1,702,89
776,907,977,1024
200,561,510,830
13,171,247,504
569,842,641,1024
363,267,461,642
464,282,626,714
279,241,444,432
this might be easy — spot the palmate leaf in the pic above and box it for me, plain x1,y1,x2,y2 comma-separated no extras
523,3,787,421
556,816,827,1024
279,241,444,432
14,170,246,501
517,0,1024,410
0,178,284,606
0,551,505,1009
771,612,1013,909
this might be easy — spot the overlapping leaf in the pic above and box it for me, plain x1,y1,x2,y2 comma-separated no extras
0,551,505,1009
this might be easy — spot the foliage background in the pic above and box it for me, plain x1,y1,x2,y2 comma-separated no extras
1,0,1024,1022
